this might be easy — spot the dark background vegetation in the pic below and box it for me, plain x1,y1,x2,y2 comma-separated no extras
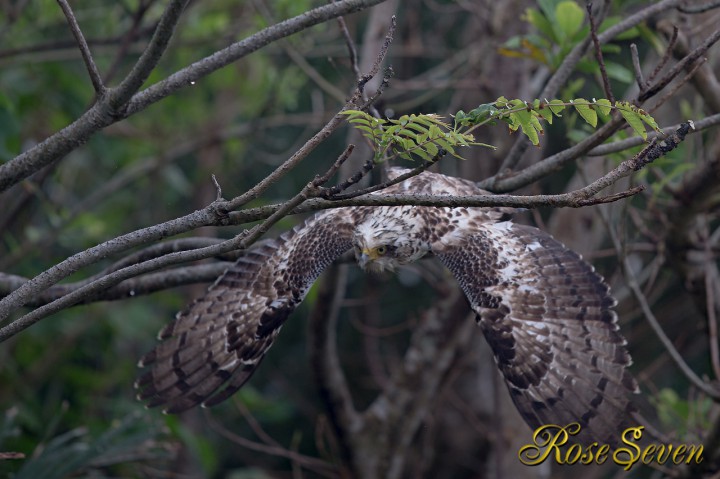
1,0,719,477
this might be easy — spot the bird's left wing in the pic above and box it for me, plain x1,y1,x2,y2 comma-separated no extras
435,221,638,446
136,207,367,413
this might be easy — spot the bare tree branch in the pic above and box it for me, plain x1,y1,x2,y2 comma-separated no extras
0,24,395,327
108,0,190,108
497,0,682,174
0,122,692,341
124,0,391,116
631,43,646,90
0,26,156,61
56,0,105,95
587,2,615,104
677,0,720,14
0,263,229,307
0,0,389,195
639,26,720,102
587,112,720,156
0,145,354,339
204,410,338,478
606,217,720,400
482,23,720,193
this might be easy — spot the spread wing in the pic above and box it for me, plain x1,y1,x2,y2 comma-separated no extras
135,207,367,413
435,221,638,445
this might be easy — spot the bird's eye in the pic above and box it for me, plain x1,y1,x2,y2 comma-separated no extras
376,246,387,255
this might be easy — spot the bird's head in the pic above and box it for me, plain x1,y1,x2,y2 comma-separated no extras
352,214,428,273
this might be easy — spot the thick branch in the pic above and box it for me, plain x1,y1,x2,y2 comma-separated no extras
0,26,392,325
588,113,720,156
2,122,686,340
0,0,388,195
0,146,353,339
124,0,389,116
0,263,229,307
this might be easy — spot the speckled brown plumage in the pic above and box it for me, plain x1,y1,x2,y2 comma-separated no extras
136,168,637,445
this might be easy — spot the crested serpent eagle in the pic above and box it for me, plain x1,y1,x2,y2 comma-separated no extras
136,167,638,445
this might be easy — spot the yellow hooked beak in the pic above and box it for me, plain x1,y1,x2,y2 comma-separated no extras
362,248,381,260
358,247,383,269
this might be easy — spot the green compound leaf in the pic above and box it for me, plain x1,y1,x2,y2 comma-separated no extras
345,98,661,159
533,99,554,124
344,110,489,162
616,101,648,140
573,98,598,127
594,98,612,116
548,99,566,116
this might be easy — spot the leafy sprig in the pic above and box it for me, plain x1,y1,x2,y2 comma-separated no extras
341,111,491,163
344,97,660,162
455,97,660,145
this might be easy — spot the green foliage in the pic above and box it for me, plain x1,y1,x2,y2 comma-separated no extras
454,96,659,145
1,1,712,477
499,0,639,83
345,97,659,156
4,412,170,479
341,110,488,163
650,389,714,440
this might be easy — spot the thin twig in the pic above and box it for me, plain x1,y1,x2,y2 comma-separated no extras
630,43,645,90
646,25,678,87
204,411,338,477
56,0,106,95
102,0,154,84
328,149,445,200
319,158,375,198
336,12,361,80
575,186,645,206
233,400,285,449
648,56,707,113
312,145,356,187
222,18,396,213
587,2,615,104
109,0,190,108
211,174,224,201
607,223,720,400
358,15,396,96
677,0,720,14
640,25,720,102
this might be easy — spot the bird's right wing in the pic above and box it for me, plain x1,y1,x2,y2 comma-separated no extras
135,207,367,413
